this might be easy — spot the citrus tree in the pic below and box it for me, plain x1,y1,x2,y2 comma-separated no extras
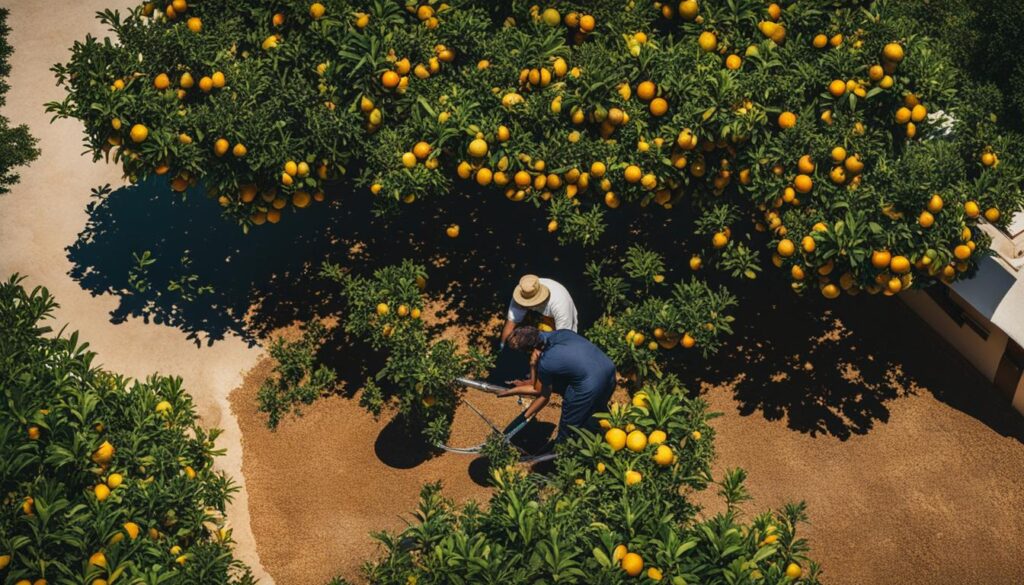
355,376,820,584
0,7,39,195
47,0,1024,298
322,261,493,443
585,245,737,382
0,275,252,584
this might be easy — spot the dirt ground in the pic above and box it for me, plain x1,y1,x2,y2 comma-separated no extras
235,289,1024,585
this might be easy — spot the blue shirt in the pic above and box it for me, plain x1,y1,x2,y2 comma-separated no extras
537,330,616,398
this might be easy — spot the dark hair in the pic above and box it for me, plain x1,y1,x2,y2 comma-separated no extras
507,326,542,352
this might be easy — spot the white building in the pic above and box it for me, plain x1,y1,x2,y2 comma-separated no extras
902,214,1024,414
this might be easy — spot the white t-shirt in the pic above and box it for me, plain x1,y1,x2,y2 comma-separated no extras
507,278,578,332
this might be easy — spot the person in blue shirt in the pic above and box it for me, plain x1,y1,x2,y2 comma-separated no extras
498,326,617,443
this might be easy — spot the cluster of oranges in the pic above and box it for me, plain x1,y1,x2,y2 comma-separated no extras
374,301,423,338
611,544,660,580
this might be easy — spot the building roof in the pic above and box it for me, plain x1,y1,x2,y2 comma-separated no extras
950,217,1024,348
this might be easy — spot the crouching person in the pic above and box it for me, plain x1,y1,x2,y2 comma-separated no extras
498,326,617,443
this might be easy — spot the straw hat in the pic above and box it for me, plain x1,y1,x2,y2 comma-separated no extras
512,274,550,308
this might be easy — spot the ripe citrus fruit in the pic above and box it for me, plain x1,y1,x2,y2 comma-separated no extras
778,111,796,128
624,470,642,485
625,430,648,452
605,428,627,451
621,552,644,576
649,97,668,116
785,562,802,579
648,429,667,444
653,444,673,466
467,138,488,158
883,43,904,62
698,31,717,52
129,124,149,143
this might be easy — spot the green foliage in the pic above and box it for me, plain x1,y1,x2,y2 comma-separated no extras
0,8,39,195
361,377,820,584
0,275,252,584
586,246,737,380
47,0,1024,298
321,260,493,444
257,320,338,429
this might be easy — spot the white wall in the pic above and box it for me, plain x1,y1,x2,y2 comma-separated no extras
901,290,1009,381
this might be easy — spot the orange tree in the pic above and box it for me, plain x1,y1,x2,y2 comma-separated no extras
321,261,493,443
585,245,737,382
47,0,1024,298
354,376,820,584
0,275,252,584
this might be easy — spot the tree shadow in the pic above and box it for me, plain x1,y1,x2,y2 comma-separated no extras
66,176,1024,446
691,275,1024,442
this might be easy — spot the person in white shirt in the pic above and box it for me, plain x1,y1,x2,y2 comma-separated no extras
500,274,578,348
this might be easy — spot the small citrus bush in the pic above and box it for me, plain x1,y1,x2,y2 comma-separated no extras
0,275,252,584
360,376,820,584
585,245,737,381
322,261,492,443
48,0,1024,298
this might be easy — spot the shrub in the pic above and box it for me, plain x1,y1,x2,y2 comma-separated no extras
321,260,493,444
585,245,737,381
256,320,338,429
361,376,821,584
0,7,39,195
46,0,1024,297
0,275,252,584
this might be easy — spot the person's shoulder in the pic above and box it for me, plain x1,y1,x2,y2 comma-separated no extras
541,277,569,291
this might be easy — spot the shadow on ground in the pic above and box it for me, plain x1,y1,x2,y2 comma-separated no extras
67,176,1024,447
692,277,1024,442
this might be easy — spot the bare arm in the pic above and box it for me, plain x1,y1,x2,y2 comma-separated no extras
500,319,517,344
523,384,552,419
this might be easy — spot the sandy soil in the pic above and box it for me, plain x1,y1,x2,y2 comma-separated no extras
234,290,1024,585
0,2,270,581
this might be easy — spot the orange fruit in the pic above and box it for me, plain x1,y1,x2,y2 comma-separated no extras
621,552,644,577
198,76,213,92
579,14,595,32
927,194,943,213
828,79,846,97
777,239,796,257
984,207,1000,222
813,34,828,48
954,244,971,260
211,71,226,88
698,31,717,52
412,141,432,160
653,444,673,466
871,250,891,269
797,155,815,174
636,81,656,101
213,138,230,156
309,2,325,19
232,143,247,157
964,201,980,217
381,70,400,88
793,174,813,193
844,154,864,174
467,138,489,158
725,54,742,70
821,283,840,299
919,210,934,228
649,97,668,116
605,428,627,451
154,73,170,90
883,43,904,62
890,255,911,274
625,430,647,452
186,17,202,32
624,165,642,183
129,124,149,143
778,111,797,129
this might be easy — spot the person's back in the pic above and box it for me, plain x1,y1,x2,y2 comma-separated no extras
538,330,615,395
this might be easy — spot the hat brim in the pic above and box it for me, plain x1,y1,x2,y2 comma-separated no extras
513,283,550,308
